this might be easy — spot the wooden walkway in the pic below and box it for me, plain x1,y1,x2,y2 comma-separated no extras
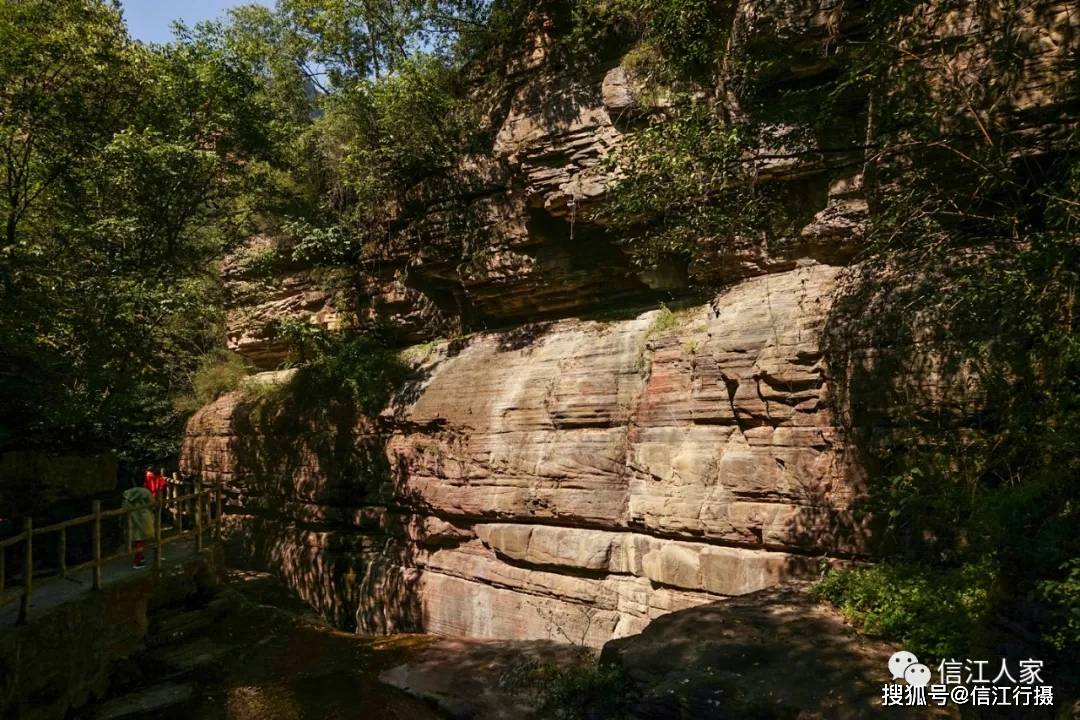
0,536,203,626
0,477,221,626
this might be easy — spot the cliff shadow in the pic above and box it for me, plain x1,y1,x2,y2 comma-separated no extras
220,348,434,633
819,251,994,556
601,585,906,719
818,208,1080,597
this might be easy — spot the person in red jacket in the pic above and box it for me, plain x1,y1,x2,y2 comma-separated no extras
144,466,166,497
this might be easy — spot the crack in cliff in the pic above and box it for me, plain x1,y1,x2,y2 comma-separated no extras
234,496,865,560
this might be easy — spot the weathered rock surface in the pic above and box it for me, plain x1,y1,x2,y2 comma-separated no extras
380,639,590,720
182,263,866,646
214,0,910,356
221,237,355,369
600,584,957,719
213,0,1078,360
182,0,1078,657
377,585,957,720
94,683,194,720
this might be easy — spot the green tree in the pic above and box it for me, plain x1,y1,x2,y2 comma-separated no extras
0,0,135,253
278,0,487,83
0,0,286,462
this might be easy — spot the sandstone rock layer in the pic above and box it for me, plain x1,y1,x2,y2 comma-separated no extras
180,0,1080,649
182,263,867,645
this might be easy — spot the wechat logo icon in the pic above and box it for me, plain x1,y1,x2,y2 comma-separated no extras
904,663,931,687
889,651,933,686
888,651,932,687
889,651,919,681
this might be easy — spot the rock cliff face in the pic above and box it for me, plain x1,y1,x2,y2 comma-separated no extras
183,263,867,644
181,0,1078,644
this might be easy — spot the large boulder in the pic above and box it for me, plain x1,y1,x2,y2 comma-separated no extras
601,584,956,719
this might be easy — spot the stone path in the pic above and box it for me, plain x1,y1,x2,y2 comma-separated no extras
95,683,194,720
0,535,202,627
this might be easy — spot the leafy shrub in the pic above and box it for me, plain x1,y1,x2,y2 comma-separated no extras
620,40,678,87
272,320,409,416
809,0,1080,662
238,246,290,276
314,53,479,252
648,304,678,335
282,218,359,266
827,233,1080,657
1037,560,1080,657
174,350,251,412
816,561,997,661
569,0,729,77
234,220,361,275
600,103,772,271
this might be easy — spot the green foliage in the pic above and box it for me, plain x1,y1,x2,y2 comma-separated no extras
823,216,1080,668
0,0,280,463
283,219,361,266
600,103,771,271
238,246,291,277
1038,560,1080,656
232,219,363,278
0,0,135,248
818,0,1080,660
0,0,492,462
311,53,479,253
569,0,729,76
272,320,409,416
278,0,486,83
816,561,997,661
499,653,635,720
365,55,474,178
648,304,678,336
174,351,251,413
619,41,678,87
450,0,533,75
204,5,316,147
89,129,221,259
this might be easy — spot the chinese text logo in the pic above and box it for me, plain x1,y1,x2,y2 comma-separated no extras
881,650,1053,708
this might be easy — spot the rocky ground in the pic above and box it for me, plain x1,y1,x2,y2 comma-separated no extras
80,565,1080,719
73,568,961,720
77,570,445,720
77,568,970,720
602,584,955,720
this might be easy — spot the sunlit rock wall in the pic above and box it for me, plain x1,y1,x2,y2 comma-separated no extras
182,263,867,644
183,0,1078,644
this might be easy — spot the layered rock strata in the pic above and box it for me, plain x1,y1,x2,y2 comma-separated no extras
183,263,867,645
183,0,1078,646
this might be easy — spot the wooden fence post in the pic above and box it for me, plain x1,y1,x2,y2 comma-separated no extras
92,501,102,591
172,473,182,533
17,518,32,624
154,493,163,573
59,527,67,578
194,479,203,553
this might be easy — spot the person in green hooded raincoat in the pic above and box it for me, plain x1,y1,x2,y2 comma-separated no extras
122,485,154,568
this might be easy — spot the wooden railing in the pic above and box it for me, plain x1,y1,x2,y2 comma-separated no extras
0,475,222,624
